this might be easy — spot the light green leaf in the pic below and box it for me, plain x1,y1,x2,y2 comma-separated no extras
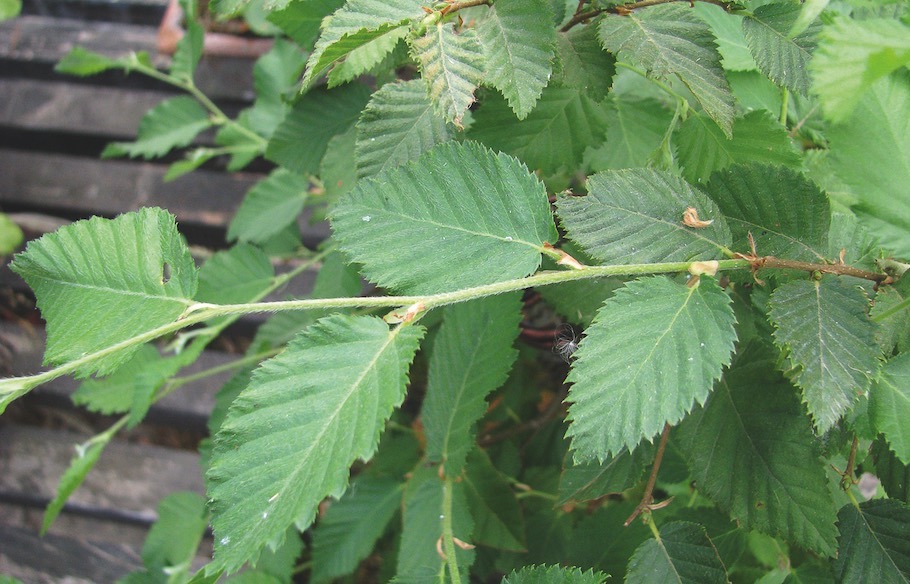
769,277,881,433
423,294,522,476
586,97,673,171
55,46,134,76
321,126,359,199
327,25,408,87
0,0,21,20
469,85,610,175
503,565,607,584
266,0,345,48
207,315,424,573
302,0,424,87
556,168,731,265
196,243,275,309
694,3,757,71
310,476,403,583
743,2,820,96
330,141,558,294
811,16,910,123
248,39,306,139
463,448,525,551
10,208,197,377
678,343,839,555
870,353,910,464
41,438,109,533
554,25,616,100
828,72,910,258
676,111,801,184
566,276,737,461
834,500,910,582
355,79,452,179
626,522,728,584
228,169,309,244
266,83,372,175
171,20,204,82
410,23,485,126
704,163,830,262
599,3,735,136
141,492,209,578
558,443,655,504
0,213,24,255
73,344,175,415
476,0,557,119
102,96,212,159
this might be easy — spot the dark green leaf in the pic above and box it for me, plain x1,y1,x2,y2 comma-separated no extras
554,25,615,99
503,564,607,584
873,275,910,354
102,96,212,160
870,353,910,463
266,0,345,48
626,521,727,584
586,97,673,171
558,442,655,504
743,2,820,96
834,499,910,583
463,448,525,552
872,438,910,502
227,170,309,244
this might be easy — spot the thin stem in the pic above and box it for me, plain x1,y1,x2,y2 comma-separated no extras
441,477,462,584
515,490,559,501
441,0,491,15
780,87,789,126
625,423,671,526
561,0,736,31
167,347,281,389
758,256,890,284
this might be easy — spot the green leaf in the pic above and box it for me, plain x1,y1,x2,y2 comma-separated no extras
0,0,21,20
248,39,306,139
310,476,403,583
586,97,673,171
676,111,801,184
556,168,731,265
327,25,408,87
320,126,359,199
410,23,485,127
503,564,607,584
267,0,345,48
73,344,176,415
626,521,728,584
872,438,910,502
423,294,522,476
463,448,526,552
266,84,371,175
196,243,275,307
678,342,839,555
694,3,756,71
55,46,129,76
102,96,212,160
206,315,424,573
811,16,910,123
330,141,558,294
870,353,910,464
171,20,204,82
873,275,910,354
0,212,23,255
599,3,735,136
743,2,820,96
141,492,209,578
554,25,616,100
828,72,910,258
704,163,830,262
476,0,557,119
302,0,425,87
468,85,610,175
566,276,737,461
10,208,197,377
558,443,655,504
769,277,881,433
355,79,452,179
228,170,309,244
834,500,910,582
41,438,109,533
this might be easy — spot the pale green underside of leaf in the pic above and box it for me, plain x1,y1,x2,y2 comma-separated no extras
462,448,525,551
310,476,403,583
41,438,108,534
554,25,616,100
811,16,910,123
206,315,424,573
586,96,673,171
558,442,655,504
743,1,819,96
10,208,196,377
678,343,839,555
556,168,732,265
503,565,607,584
141,492,209,575
694,3,756,71
870,353,910,464
626,521,727,584
196,243,275,306
599,3,735,136
703,163,830,262
566,276,736,461
770,277,881,433
469,85,610,175
228,169,309,244
422,294,522,476
476,0,556,119
410,23,485,126
355,79,452,179
330,141,558,294
828,72,910,258
676,111,801,184
55,46,130,76
328,25,408,87
834,500,910,583
102,96,211,160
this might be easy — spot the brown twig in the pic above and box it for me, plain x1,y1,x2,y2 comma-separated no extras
737,255,893,286
561,0,735,31
440,0,491,16
832,435,860,491
625,423,672,526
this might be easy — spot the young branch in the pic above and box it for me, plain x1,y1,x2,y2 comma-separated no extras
625,423,672,526
561,0,737,31
440,0,491,16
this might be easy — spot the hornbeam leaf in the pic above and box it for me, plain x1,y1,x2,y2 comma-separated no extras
703,163,830,262
678,342,839,555
769,277,881,433
599,3,735,136
462,448,526,551
102,96,212,160
554,25,616,100
422,294,522,476
266,0,344,48
409,23,485,127
476,0,557,119
355,79,452,179
870,354,910,464
206,315,424,573
330,141,558,294
872,438,910,502
327,25,408,87
586,97,674,171
503,565,607,584
834,500,910,582
140,492,209,578
625,522,728,584
743,1,820,96
555,168,732,265
566,276,736,461
558,442,655,504
55,46,135,76
227,169,310,244
10,208,197,377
